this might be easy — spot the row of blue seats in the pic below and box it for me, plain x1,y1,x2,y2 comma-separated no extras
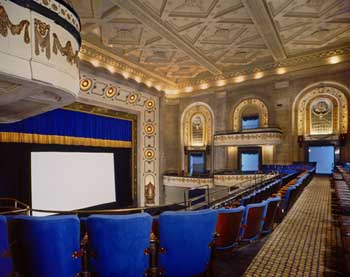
0,196,284,277
262,164,315,175
3,211,217,277
0,193,291,277
343,162,350,172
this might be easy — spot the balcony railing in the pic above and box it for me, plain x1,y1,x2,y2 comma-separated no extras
214,127,283,146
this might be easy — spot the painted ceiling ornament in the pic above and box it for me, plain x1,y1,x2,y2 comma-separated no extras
0,5,30,44
144,149,155,160
80,78,92,91
105,86,117,98
128,93,138,104
145,99,155,109
144,124,155,135
34,18,51,59
53,33,79,66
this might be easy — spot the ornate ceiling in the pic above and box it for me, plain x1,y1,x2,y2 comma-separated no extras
72,0,350,94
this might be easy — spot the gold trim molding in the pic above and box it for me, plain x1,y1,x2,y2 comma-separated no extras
0,5,30,44
79,42,350,97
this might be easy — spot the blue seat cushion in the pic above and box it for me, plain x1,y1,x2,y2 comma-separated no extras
14,215,81,277
158,209,218,277
87,213,152,277
0,216,13,277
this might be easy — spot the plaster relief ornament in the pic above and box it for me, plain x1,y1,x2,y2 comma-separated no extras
0,5,30,44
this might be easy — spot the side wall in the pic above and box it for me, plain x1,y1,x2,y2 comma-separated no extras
160,69,350,178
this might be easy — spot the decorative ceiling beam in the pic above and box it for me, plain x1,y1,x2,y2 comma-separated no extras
242,0,287,61
110,0,222,75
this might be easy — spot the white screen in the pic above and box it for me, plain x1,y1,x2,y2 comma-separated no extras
31,152,116,216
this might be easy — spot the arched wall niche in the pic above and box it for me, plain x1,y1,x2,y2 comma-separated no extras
232,98,269,131
190,113,206,146
180,102,214,171
294,83,349,136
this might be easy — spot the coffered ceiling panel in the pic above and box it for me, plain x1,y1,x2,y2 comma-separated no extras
266,0,350,56
71,0,349,90
138,0,273,68
72,0,207,82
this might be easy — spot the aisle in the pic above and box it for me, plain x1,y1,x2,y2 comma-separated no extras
244,176,343,276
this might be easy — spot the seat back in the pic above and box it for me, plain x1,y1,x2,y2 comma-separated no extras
262,196,281,233
215,206,244,249
15,215,81,277
0,216,13,277
87,213,152,277
284,186,297,211
158,209,217,277
241,201,267,240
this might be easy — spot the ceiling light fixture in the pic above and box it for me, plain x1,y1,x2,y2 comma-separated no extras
254,72,264,79
90,59,100,67
185,86,193,93
217,80,226,87
235,76,245,83
328,56,341,64
122,72,130,79
277,67,287,75
200,83,209,90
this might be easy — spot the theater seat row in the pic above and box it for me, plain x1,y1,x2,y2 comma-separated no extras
215,196,281,250
1,210,218,277
333,166,350,272
214,170,313,250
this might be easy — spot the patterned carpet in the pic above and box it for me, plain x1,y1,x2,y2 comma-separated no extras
244,176,344,277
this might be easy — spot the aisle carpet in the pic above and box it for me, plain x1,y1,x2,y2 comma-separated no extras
243,176,344,277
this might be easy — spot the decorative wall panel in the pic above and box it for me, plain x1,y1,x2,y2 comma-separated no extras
296,85,348,136
78,72,159,206
233,98,268,131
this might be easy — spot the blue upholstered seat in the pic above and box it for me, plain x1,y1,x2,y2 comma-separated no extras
262,196,281,234
284,186,297,210
87,213,152,277
14,215,82,277
158,209,218,277
241,201,267,241
0,216,13,277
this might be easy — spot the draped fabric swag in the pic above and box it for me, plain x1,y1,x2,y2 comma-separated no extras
0,109,132,148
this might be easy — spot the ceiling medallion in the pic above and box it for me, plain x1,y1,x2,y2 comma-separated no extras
105,86,117,98
128,93,138,104
80,78,92,91
144,124,155,135
144,149,155,160
145,99,155,110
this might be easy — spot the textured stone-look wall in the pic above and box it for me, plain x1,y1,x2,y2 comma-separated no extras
159,69,350,176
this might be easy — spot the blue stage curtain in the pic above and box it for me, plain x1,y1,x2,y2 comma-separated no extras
0,109,132,148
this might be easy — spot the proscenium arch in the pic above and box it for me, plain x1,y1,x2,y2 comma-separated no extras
292,81,349,136
232,98,269,131
180,102,215,171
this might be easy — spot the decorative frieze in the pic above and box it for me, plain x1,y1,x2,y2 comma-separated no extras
0,5,30,43
214,174,277,187
163,176,214,189
214,128,283,146
0,0,81,122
